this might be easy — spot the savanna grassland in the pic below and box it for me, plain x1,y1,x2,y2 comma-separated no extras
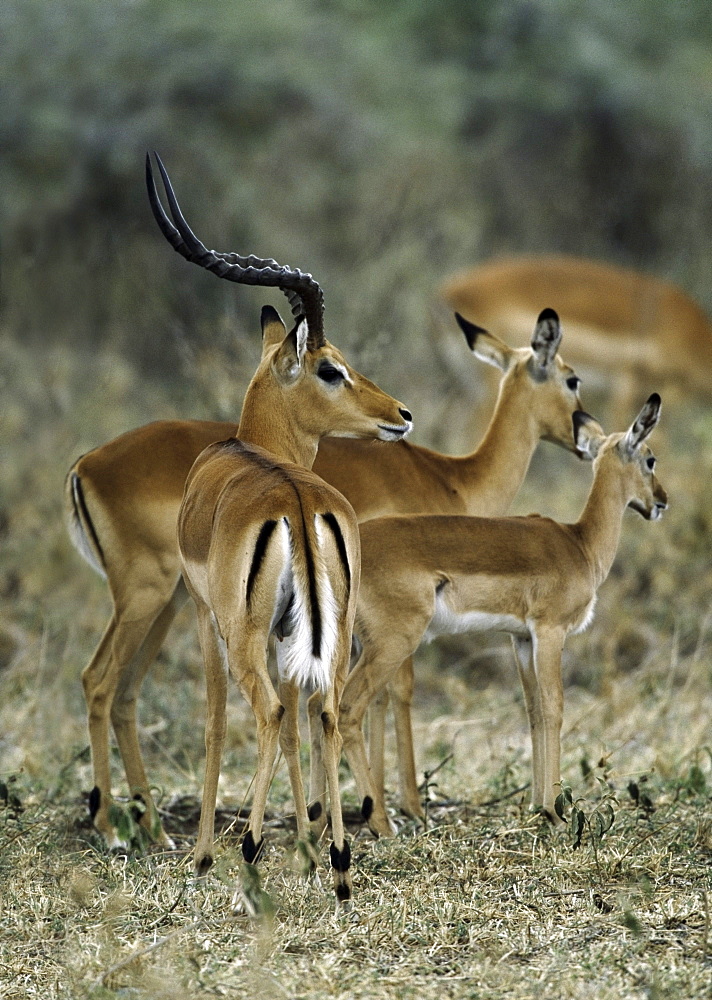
2,1,712,998
1,324,711,1000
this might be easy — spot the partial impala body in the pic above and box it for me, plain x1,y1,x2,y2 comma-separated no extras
442,255,712,415
67,306,585,842
331,396,667,836
70,154,412,902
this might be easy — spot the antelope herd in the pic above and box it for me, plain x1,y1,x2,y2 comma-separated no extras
66,155,674,905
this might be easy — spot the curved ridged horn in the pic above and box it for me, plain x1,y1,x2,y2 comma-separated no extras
146,152,325,348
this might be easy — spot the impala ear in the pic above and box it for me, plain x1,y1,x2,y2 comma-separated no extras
455,313,513,372
530,308,562,371
271,318,309,384
260,305,288,358
573,410,606,460
622,393,662,454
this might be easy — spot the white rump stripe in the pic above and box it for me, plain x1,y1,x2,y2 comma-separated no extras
68,476,107,579
274,515,338,693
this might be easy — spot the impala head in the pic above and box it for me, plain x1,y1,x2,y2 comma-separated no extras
146,151,412,447
257,305,412,441
455,308,584,453
573,394,668,520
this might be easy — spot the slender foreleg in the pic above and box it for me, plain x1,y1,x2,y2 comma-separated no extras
531,626,566,822
511,633,545,810
388,656,423,820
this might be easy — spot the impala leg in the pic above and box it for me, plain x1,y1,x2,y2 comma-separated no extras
367,687,388,811
193,604,229,874
277,678,312,851
389,656,423,820
110,578,189,847
511,634,545,809
532,627,566,822
83,603,169,848
320,682,352,904
307,688,327,835
339,650,397,838
230,636,284,866
82,614,123,848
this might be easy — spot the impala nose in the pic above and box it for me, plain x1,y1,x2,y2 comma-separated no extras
399,408,412,422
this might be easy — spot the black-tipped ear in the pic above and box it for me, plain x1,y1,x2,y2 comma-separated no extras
531,308,562,369
455,312,489,351
456,313,513,371
623,393,662,453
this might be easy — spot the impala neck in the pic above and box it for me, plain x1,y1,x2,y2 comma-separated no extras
453,380,541,515
237,376,320,469
574,457,629,589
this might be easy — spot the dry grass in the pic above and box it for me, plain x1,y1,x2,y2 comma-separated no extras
1,337,711,999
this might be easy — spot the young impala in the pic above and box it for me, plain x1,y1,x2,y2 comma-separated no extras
326,395,667,836
71,154,412,901
67,305,585,843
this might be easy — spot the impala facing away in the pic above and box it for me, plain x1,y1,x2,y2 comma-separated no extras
442,254,712,416
66,303,585,847
327,395,667,836
69,154,412,900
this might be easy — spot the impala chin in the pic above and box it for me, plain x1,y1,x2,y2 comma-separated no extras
377,422,412,441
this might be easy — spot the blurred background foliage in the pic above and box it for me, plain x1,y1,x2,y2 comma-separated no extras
3,0,712,391
2,0,712,744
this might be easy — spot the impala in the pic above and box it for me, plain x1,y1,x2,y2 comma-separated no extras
313,308,585,822
442,254,712,416
329,395,667,836
67,304,585,845
70,155,412,901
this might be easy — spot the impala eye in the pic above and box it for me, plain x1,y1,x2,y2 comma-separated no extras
646,456,656,470
566,376,581,391
317,363,344,384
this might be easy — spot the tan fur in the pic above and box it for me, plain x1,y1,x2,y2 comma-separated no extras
66,311,584,838
442,255,712,410
329,398,668,836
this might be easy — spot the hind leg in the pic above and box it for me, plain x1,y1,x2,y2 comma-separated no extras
320,684,352,903
228,633,284,867
389,656,423,820
82,588,177,848
110,578,189,847
193,604,230,873
277,678,312,848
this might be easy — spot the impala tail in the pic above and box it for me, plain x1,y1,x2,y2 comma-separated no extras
64,468,107,579
247,510,352,692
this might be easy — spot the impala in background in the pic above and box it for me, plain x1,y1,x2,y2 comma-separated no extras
442,254,712,420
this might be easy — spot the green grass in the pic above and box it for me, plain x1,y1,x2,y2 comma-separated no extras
1,337,711,999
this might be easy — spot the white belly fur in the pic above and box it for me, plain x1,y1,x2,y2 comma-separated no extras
424,591,527,643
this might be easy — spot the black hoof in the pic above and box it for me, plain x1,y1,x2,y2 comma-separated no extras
329,839,351,873
361,795,373,820
196,854,214,876
88,786,101,819
308,801,323,822
335,881,352,903
242,830,265,865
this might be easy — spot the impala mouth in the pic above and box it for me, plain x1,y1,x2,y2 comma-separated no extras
377,422,412,442
629,499,667,520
